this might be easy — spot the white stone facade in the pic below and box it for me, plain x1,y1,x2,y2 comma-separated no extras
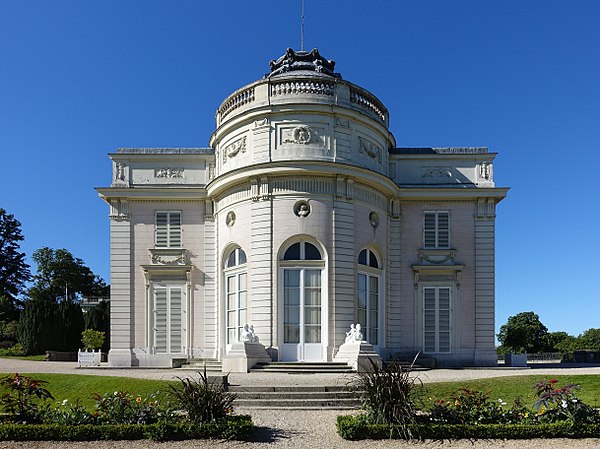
97,49,508,368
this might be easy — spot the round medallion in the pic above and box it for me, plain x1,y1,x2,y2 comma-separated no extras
369,211,379,228
294,201,311,218
226,211,236,227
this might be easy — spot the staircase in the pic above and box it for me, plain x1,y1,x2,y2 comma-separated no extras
249,361,354,374
230,385,361,409
177,358,223,372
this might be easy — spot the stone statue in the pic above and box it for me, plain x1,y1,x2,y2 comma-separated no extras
249,325,259,343
345,323,364,343
354,323,363,342
345,324,356,343
240,324,252,342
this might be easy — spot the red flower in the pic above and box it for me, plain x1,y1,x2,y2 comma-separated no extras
549,379,558,384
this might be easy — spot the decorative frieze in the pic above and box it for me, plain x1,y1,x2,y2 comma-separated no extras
422,166,451,178
149,248,186,265
283,125,313,144
208,163,215,180
222,136,247,163
155,168,184,178
358,136,382,163
204,199,214,220
390,199,401,220
418,248,457,265
334,118,350,128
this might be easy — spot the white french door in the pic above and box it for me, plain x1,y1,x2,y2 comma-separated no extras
151,284,187,354
280,268,323,361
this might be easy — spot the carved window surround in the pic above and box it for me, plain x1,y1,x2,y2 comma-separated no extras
417,248,457,266
412,264,464,289
149,248,187,266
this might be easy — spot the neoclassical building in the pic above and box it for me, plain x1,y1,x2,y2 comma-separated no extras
97,48,508,368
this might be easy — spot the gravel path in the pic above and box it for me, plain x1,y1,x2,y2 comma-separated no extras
1,359,600,448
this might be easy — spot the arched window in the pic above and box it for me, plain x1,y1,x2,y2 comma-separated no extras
224,247,247,346
357,249,381,345
280,240,325,361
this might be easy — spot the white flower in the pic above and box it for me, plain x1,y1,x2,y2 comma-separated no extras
62,399,68,406
561,400,568,409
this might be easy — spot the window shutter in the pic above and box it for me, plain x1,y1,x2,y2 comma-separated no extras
424,213,436,248
169,287,182,353
154,287,167,353
423,287,436,352
155,213,168,247
437,213,449,248
169,212,181,248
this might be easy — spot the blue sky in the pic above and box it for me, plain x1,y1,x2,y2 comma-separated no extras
1,1,599,338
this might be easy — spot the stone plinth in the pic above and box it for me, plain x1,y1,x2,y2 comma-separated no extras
222,342,272,373
334,341,382,372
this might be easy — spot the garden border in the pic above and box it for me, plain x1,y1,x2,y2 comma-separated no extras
0,415,253,441
337,415,600,440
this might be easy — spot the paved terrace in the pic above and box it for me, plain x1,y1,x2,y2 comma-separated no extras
1,359,600,449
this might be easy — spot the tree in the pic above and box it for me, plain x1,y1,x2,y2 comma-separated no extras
0,209,31,307
545,331,578,353
497,311,548,354
28,247,107,303
575,328,600,351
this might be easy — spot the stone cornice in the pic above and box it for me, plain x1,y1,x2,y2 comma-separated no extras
207,160,399,199
397,187,509,202
96,186,207,202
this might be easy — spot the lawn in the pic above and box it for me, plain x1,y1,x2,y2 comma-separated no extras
419,375,600,409
0,355,47,361
0,373,177,409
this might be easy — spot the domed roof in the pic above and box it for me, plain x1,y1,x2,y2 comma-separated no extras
267,48,341,79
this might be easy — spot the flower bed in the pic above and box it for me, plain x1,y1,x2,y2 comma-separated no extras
338,362,600,440
0,372,253,441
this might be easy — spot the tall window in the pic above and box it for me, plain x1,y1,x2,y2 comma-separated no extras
155,211,181,248
357,249,380,345
282,242,323,345
224,247,247,345
423,211,449,248
152,284,186,354
423,286,451,353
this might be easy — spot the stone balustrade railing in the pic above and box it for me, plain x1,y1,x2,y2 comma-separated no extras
350,87,387,122
217,86,255,122
271,80,334,97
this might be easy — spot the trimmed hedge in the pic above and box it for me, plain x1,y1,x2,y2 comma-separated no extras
0,415,253,441
337,415,600,440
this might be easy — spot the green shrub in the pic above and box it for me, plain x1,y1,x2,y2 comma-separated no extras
0,373,54,423
0,343,25,357
337,414,600,440
81,329,105,350
168,370,235,423
0,415,253,441
352,359,421,437
91,391,170,425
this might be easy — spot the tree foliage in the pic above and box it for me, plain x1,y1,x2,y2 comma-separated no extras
497,312,548,353
0,208,31,306
18,299,84,354
576,328,600,351
28,247,107,303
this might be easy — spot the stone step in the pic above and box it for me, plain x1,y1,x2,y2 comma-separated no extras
233,391,357,400
249,361,354,373
177,359,223,371
228,385,356,392
234,397,361,409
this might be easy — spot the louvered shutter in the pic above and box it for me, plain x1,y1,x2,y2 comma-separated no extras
437,213,450,248
154,287,167,353
155,212,168,247
169,212,181,247
169,287,182,353
424,213,436,248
